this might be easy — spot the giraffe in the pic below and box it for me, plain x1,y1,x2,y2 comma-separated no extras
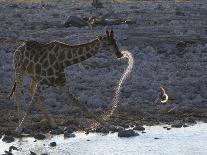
10,30,123,133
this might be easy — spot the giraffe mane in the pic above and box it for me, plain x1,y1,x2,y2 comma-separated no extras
48,38,100,47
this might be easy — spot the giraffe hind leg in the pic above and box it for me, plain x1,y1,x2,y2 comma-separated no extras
35,84,57,128
14,67,24,125
15,81,37,134
60,86,105,126
38,95,57,128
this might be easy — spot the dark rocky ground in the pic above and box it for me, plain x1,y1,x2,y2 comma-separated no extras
0,0,207,138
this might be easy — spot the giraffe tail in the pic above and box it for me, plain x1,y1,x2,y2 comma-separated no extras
8,82,16,99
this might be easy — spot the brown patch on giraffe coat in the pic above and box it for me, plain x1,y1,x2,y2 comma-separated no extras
53,45,59,53
34,54,39,62
53,62,59,70
73,58,79,64
85,45,90,51
35,63,41,74
80,56,86,61
59,51,65,61
25,51,30,58
67,51,72,59
49,54,56,65
29,52,35,60
47,44,54,51
48,77,56,84
47,67,54,76
86,53,92,58
40,52,48,63
72,48,78,57
78,47,83,55
27,61,34,73
23,58,29,66
64,60,71,66
42,60,49,69
42,70,47,76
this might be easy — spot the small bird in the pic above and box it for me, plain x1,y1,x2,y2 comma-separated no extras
160,86,168,104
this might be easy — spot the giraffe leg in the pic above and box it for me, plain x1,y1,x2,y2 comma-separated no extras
29,79,37,97
37,94,57,128
59,86,105,126
14,67,24,125
15,82,37,134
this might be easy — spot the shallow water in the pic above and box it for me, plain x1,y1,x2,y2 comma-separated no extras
0,123,207,155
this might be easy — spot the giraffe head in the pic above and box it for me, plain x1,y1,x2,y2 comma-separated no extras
99,31,123,58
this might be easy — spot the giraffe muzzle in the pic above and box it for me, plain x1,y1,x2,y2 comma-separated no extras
116,51,123,58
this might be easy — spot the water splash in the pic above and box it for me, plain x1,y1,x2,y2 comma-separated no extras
87,50,134,131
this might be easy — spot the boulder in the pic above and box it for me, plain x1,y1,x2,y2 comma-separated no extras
49,128,64,135
64,132,76,138
96,127,110,134
118,129,139,137
64,16,89,28
50,142,57,147
171,123,183,128
34,133,46,140
133,125,145,131
2,135,15,143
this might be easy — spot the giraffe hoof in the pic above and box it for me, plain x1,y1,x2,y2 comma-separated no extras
15,127,23,134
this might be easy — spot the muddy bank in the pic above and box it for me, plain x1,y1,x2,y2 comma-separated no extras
0,0,207,137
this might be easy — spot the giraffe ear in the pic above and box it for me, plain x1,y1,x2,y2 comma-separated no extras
110,30,114,37
106,30,109,37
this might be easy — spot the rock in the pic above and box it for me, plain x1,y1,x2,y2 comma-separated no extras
167,127,171,130
64,16,89,28
141,131,146,134
2,135,15,143
185,117,196,124
64,127,75,133
154,137,160,139
34,133,46,140
108,125,123,133
183,124,189,127
50,142,57,147
64,132,75,138
118,129,139,137
4,150,13,155
133,125,145,131
30,151,37,155
120,124,129,129
49,128,64,135
171,123,183,128
96,127,110,134
9,146,18,152
176,41,187,49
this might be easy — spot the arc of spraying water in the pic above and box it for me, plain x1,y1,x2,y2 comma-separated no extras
87,50,134,130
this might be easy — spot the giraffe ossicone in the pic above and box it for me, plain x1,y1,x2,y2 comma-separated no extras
10,30,123,133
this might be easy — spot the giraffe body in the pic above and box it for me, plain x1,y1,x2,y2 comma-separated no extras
11,31,122,132
14,39,101,87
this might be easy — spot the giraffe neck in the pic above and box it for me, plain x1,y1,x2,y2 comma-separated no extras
54,39,101,68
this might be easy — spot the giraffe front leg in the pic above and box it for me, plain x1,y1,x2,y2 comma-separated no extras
15,82,37,134
59,86,105,126
14,68,24,125
29,79,37,97
38,95,57,128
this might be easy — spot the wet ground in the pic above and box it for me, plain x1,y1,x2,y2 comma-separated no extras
1,123,207,155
